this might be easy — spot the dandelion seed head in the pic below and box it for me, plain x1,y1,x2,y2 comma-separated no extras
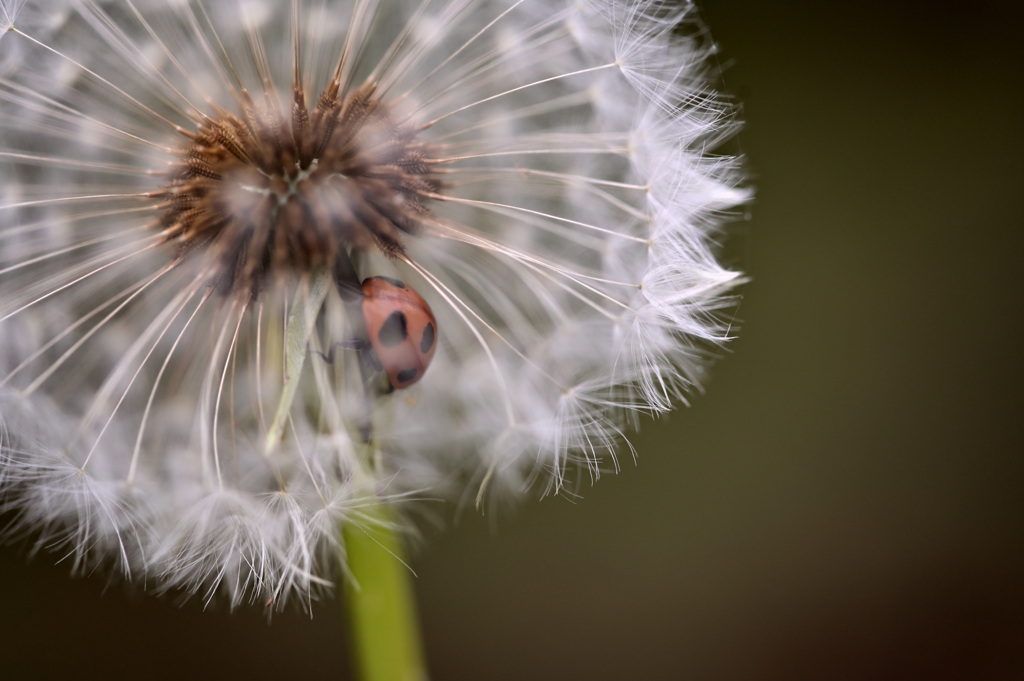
1,0,750,608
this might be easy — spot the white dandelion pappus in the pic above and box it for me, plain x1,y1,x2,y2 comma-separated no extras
0,0,749,607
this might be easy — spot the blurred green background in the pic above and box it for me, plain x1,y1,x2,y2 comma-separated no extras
3,1,1022,678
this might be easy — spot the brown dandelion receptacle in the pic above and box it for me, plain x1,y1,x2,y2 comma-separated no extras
155,79,443,297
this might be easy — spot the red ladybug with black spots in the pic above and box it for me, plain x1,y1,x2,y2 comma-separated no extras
359,276,437,390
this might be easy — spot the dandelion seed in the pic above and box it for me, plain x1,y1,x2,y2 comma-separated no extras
0,0,749,609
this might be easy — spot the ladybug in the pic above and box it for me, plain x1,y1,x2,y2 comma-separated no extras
360,276,437,390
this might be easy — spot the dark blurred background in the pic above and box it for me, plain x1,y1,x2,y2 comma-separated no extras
3,1,1023,679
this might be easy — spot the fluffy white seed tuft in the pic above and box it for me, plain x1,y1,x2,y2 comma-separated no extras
0,0,749,608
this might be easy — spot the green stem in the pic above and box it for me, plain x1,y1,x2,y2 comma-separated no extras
267,269,426,678
342,501,429,681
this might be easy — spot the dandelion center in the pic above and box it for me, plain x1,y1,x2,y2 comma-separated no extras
156,80,442,296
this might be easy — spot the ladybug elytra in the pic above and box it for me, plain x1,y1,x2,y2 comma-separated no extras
360,276,437,390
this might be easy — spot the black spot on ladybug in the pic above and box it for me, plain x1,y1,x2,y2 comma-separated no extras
377,276,407,289
420,322,435,354
396,368,419,385
378,311,408,347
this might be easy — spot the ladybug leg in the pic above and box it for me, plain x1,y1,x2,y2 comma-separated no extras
313,339,367,364
365,369,395,396
311,340,391,395
355,346,395,396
